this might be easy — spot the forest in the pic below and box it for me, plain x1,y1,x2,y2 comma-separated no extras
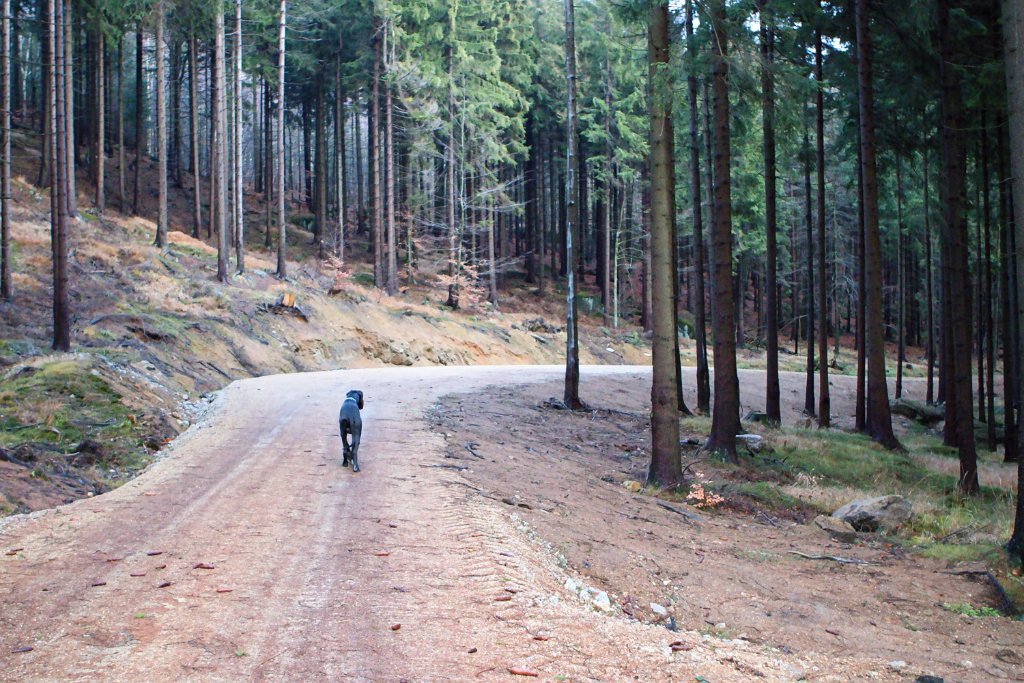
1,0,1023,673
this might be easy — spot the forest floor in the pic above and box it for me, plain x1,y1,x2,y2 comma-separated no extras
1,366,1021,682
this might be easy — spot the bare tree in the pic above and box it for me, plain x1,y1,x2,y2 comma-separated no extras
155,0,168,248
854,0,900,450
0,0,10,301
189,29,201,237
50,0,70,350
94,15,104,212
214,1,228,281
562,0,582,410
234,0,244,272
646,0,681,483
275,0,287,278
707,0,740,460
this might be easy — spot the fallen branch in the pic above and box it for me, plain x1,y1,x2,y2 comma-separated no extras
788,551,875,566
656,501,703,524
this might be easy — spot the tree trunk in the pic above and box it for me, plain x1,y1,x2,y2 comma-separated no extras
336,57,346,261
118,37,125,213
315,81,327,259
998,114,1018,462
384,22,397,295
707,0,739,460
133,26,143,216
938,0,978,490
562,0,582,410
370,20,383,287
981,115,996,450
803,119,815,416
855,116,866,429
50,0,70,350
188,30,201,238
647,0,687,466
0,0,9,302
155,0,168,248
214,2,228,282
855,0,900,450
925,152,935,404
896,155,905,399
62,0,74,218
761,0,780,426
686,0,709,415
815,25,829,427
234,0,243,272
1003,0,1024,559
276,0,287,278
94,22,104,212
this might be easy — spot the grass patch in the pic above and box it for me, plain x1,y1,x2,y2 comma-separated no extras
941,602,1002,618
0,357,147,472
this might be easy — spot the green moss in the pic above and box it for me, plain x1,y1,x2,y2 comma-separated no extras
0,358,143,468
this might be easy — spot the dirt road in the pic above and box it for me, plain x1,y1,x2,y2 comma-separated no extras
0,366,1013,682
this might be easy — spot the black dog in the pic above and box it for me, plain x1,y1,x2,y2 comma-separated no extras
339,389,364,472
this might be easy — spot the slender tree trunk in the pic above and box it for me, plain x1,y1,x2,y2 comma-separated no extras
94,23,104,212
62,0,73,218
315,81,327,259
354,92,364,236
155,0,167,248
117,37,125,213
815,25,829,426
170,40,181,187
601,44,612,326
50,0,69,350
38,2,50,191
896,155,905,399
370,19,383,287
234,0,243,272
275,0,286,278
803,120,815,416
855,0,900,450
264,79,272,247
686,0,709,415
707,0,739,460
761,0,780,426
939,0,977,488
855,119,866,428
981,115,996,450
384,22,397,295
188,31,201,238
1003,0,1024,557
133,26,143,216
925,152,935,404
562,0,582,410
0,0,9,302
336,57,346,261
214,2,228,282
998,114,1018,462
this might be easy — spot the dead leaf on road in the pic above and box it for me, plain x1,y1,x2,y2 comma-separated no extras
507,667,539,677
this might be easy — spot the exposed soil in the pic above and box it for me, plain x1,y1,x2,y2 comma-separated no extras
3,365,1021,682
431,369,1024,683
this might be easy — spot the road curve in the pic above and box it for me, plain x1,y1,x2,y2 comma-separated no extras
1,365,655,682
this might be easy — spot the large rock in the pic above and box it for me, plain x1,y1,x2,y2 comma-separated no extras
813,515,858,543
832,495,913,532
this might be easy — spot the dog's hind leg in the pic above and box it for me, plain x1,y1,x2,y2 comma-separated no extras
340,421,351,467
350,432,361,473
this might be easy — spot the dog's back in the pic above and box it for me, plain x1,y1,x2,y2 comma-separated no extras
339,389,364,472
